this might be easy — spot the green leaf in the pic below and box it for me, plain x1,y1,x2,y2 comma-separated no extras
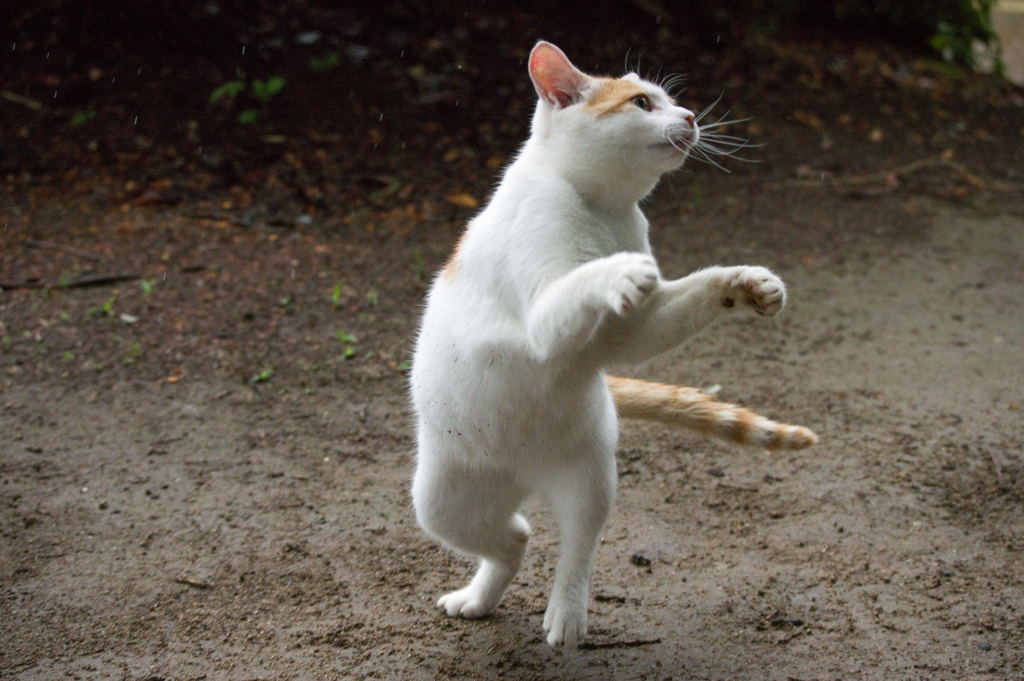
252,76,285,102
70,110,96,127
412,248,426,281
238,109,260,124
250,367,274,384
336,330,358,344
308,52,340,73
210,80,245,103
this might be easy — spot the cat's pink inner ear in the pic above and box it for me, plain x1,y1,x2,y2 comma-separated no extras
528,42,587,108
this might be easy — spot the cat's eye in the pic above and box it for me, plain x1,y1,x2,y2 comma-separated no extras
632,94,652,112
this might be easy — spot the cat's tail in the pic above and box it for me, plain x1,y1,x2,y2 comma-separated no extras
606,376,818,450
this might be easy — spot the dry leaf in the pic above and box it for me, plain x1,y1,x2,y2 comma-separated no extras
445,192,478,208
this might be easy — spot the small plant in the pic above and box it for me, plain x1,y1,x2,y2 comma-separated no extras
209,76,286,124
250,367,274,384
308,52,340,73
366,290,379,307
337,330,358,361
209,80,245,104
331,281,344,307
412,248,426,281
70,110,97,127
139,279,154,295
85,296,117,319
237,109,260,125
59,270,81,288
123,341,142,365
251,76,285,103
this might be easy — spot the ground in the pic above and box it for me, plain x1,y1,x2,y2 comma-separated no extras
2,4,1024,679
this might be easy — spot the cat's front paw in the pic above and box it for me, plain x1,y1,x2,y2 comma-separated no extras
438,586,496,619
723,266,786,317
602,253,659,316
543,596,587,647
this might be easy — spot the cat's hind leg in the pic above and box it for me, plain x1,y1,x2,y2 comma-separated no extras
412,454,529,619
541,448,617,647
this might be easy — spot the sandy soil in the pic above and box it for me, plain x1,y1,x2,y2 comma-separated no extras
3,189,1023,680
2,7,1024,678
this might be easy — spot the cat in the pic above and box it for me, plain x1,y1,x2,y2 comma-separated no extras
410,41,817,648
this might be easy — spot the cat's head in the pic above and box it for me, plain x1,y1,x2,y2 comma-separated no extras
526,41,698,201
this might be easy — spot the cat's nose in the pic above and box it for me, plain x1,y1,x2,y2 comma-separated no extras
683,111,696,128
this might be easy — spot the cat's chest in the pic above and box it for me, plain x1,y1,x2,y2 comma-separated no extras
559,206,649,261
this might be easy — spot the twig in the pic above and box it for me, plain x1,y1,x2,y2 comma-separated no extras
174,576,212,589
2,90,43,110
0,280,43,290
717,482,760,493
24,239,101,261
768,156,1007,193
986,448,1005,487
1,273,139,291
775,628,805,645
578,637,661,650
62,273,140,288
186,211,255,228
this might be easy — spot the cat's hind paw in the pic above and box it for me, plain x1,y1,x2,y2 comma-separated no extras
725,266,786,317
437,587,496,619
603,253,659,316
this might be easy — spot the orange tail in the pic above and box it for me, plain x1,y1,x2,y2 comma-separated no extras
606,376,818,450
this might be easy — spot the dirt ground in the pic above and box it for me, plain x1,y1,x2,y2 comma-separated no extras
3,4,1024,679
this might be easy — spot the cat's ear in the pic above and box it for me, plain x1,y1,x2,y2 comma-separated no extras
528,41,588,108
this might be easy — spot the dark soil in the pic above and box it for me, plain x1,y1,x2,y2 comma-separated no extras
2,3,1024,679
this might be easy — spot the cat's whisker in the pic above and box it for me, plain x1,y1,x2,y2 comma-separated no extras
692,140,757,165
697,137,762,155
695,92,725,123
699,117,754,133
687,144,734,172
658,72,688,97
698,131,755,144
696,136,760,159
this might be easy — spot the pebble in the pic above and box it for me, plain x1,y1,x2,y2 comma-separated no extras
631,553,651,567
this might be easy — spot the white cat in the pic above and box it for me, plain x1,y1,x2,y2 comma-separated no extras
410,41,816,648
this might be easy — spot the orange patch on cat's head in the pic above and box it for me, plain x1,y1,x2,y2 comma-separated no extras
583,77,648,117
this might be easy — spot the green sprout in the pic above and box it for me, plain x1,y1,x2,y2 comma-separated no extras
412,248,426,281
250,367,274,384
251,76,285,103
70,110,97,127
210,80,246,103
308,52,340,73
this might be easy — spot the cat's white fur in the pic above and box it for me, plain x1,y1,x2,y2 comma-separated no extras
410,41,790,647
